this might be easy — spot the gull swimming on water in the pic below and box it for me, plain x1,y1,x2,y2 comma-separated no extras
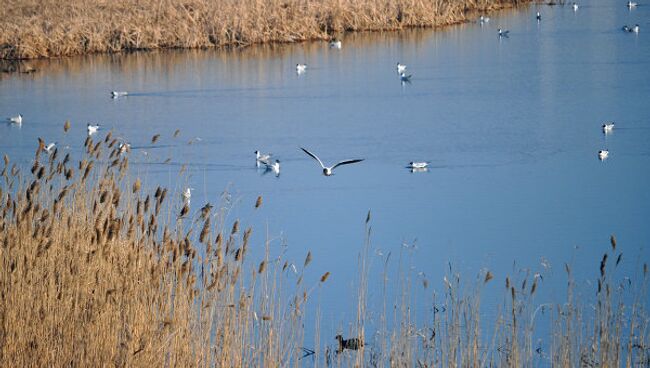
602,122,615,134
329,39,342,49
296,64,307,74
479,15,490,24
87,123,100,136
536,12,542,21
572,3,579,11
627,1,637,8
396,63,407,73
265,160,281,177
598,150,609,161
111,91,128,98
6,114,22,125
300,147,364,176
408,162,429,169
255,150,272,166
633,24,640,33
498,28,510,38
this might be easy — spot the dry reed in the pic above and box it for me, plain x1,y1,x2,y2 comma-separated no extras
1,132,647,367
1,0,528,60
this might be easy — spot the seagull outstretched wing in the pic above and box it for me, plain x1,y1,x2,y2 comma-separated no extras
332,159,364,170
301,147,325,169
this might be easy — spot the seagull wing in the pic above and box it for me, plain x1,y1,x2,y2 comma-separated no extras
332,159,364,170
301,147,325,169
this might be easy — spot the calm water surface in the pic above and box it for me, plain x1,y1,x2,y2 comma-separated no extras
2,1,650,346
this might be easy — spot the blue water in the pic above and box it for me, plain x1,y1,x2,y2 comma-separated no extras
1,0,649,358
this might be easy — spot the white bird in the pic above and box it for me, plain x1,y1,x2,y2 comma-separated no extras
111,91,128,98
479,15,490,24
536,12,542,21
7,114,22,125
602,122,615,134
498,28,510,37
265,160,281,176
627,1,637,8
300,147,364,176
400,72,412,83
633,24,640,33
87,123,100,136
598,150,609,161
396,63,407,73
118,142,131,154
182,187,192,204
296,64,307,73
408,162,429,169
572,3,579,11
44,142,57,154
329,39,342,49
255,150,272,166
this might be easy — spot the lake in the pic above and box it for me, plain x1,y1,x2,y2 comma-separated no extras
1,0,649,357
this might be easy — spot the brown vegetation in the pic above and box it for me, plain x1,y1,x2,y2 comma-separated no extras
1,0,528,60
0,128,648,366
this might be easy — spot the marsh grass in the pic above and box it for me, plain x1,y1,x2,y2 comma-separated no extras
1,131,648,367
1,0,528,60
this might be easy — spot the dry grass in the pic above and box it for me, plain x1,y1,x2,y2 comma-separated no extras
0,131,320,366
1,0,527,60
1,131,648,366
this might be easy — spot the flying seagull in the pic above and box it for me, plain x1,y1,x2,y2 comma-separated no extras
396,63,407,73
300,147,364,176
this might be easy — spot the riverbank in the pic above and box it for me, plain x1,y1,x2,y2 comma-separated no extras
0,0,530,60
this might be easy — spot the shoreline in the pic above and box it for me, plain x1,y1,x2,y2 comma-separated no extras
0,0,532,61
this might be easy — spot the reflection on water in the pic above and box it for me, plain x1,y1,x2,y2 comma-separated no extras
1,1,650,350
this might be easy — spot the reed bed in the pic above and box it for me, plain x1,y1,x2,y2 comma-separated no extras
1,130,648,366
1,0,528,60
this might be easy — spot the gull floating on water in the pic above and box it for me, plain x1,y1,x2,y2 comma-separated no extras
572,3,579,11
329,39,342,49
408,162,429,169
300,147,364,176
598,150,609,161
498,28,510,37
265,160,281,176
627,1,637,8
6,114,22,125
396,63,407,73
633,24,640,33
296,64,307,74
602,122,615,134
111,91,128,98
87,123,100,136
400,72,412,83
536,12,542,21
479,15,490,24
255,150,272,166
